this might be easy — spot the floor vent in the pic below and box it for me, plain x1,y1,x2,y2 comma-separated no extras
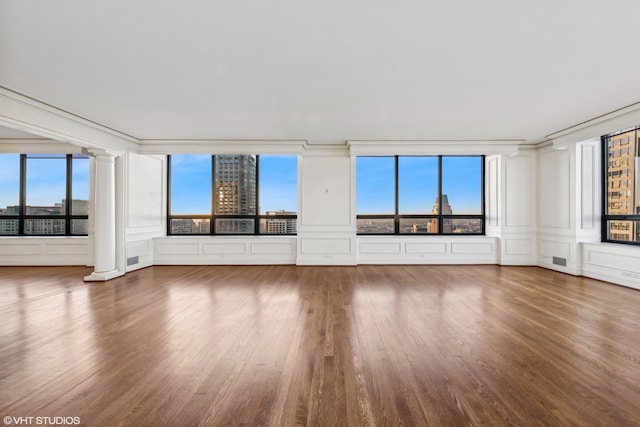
552,256,567,266
127,256,139,266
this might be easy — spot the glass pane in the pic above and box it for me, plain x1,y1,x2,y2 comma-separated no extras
215,218,254,234
605,130,637,215
442,156,483,215
71,219,89,235
450,218,483,234
398,157,438,214
259,217,297,234
259,155,297,214
170,218,211,234
607,220,640,243
25,218,65,235
357,218,394,234
399,218,438,234
356,157,395,214
214,155,257,215
26,156,67,215
170,155,212,215
0,154,20,215
72,156,90,215
0,219,19,235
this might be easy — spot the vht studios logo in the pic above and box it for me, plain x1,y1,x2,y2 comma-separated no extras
3,416,81,425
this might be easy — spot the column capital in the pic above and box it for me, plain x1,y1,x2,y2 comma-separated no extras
86,148,120,159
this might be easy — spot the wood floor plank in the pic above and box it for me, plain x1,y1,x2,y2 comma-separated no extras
1,264,640,426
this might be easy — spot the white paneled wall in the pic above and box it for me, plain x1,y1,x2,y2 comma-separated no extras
296,147,356,265
125,152,166,271
0,238,89,265
357,236,498,264
537,137,640,288
485,149,537,265
537,144,580,274
582,243,640,290
154,236,297,265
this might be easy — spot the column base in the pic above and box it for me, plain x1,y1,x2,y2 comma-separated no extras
84,269,123,282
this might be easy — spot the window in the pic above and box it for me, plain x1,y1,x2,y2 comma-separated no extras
167,154,297,235
602,126,640,245
0,154,89,236
356,155,484,235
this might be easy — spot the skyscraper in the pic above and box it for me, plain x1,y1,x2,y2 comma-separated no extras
605,129,639,241
428,194,453,233
214,155,257,233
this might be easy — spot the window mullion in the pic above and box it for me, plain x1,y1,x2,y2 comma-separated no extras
394,156,399,234
211,155,216,235
19,154,26,235
65,154,72,235
438,155,443,234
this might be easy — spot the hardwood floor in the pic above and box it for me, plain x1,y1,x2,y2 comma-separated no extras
1,265,640,426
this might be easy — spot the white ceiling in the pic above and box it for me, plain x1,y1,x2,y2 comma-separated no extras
1,1,640,144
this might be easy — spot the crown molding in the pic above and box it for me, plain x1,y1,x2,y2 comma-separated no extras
137,139,308,154
548,101,640,148
0,138,85,154
346,140,522,156
0,86,138,154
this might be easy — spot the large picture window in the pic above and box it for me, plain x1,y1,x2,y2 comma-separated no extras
602,126,640,245
356,155,484,235
0,153,89,236
167,154,297,235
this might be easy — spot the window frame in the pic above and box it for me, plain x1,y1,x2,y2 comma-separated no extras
0,153,89,236
166,154,298,236
601,126,640,246
356,155,485,235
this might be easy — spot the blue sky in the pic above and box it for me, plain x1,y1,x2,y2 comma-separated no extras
0,154,89,210
170,154,298,215
2,153,481,215
356,156,482,215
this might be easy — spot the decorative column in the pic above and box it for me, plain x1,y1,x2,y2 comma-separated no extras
84,150,122,281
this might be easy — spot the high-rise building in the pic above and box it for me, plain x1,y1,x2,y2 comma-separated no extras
214,155,257,233
264,210,296,234
428,194,453,233
606,129,639,241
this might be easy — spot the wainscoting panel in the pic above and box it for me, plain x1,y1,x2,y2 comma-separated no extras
582,243,640,290
357,237,498,264
154,237,297,265
0,238,88,265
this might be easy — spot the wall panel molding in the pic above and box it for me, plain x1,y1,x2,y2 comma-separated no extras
0,238,88,266
154,237,297,265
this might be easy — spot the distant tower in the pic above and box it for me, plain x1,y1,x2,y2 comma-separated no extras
432,195,452,215
214,155,257,233
605,129,638,241
430,195,453,233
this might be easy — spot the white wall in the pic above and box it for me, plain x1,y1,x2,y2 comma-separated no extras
485,149,538,265
357,236,498,264
153,236,297,265
538,133,640,289
125,152,166,271
296,146,356,265
537,144,580,274
0,237,89,266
